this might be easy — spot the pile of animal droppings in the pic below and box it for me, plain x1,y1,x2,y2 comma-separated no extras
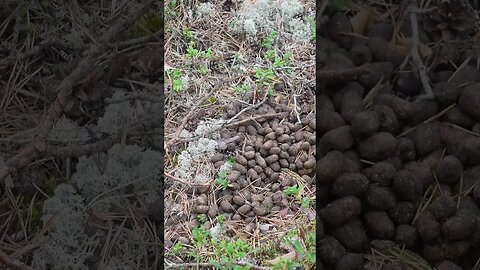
318,3,480,270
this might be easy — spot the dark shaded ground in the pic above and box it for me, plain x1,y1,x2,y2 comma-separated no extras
318,0,480,269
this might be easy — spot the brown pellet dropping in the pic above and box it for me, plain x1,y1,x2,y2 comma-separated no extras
274,127,284,136
253,205,267,216
244,151,255,160
265,154,279,164
271,162,281,172
269,146,281,155
255,153,267,168
208,205,218,218
277,134,290,143
211,154,225,163
320,196,362,225
301,141,310,151
246,125,257,135
304,157,315,169
237,205,251,215
233,163,247,174
265,132,276,141
235,154,248,166
195,205,209,214
233,195,245,206
220,200,235,213
263,140,275,150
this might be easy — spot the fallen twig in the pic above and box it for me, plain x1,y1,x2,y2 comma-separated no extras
397,103,456,137
223,113,286,128
408,6,434,101
226,93,268,125
45,116,161,158
164,171,212,187
165,78,228,148
0,1,156,185
105,91,162,103
292,94,302,124
0,250,34,270
317,64,371,83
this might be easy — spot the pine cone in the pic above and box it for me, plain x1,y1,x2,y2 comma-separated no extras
423,0,475,40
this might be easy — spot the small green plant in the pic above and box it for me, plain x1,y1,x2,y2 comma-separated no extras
216,214,226,225
210,239,252,269
166,0,179,17
264,49,276,61
262,31,279,49
254,68,275,85
307,16,316,40
189,226,210,260
186,43,214,59
300,196,311,208
283,185,302,197
216,157,236,190
234,83,253,95
185,224,254,269
182,28,194,41
197,65,210,75
271,258,301,270
216,176,231,191
186,44,201,58
167,68,184,92
198,214,207,224
171,242,184,255
273,52,292,69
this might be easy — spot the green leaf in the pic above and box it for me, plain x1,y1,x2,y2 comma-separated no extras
292,239,305,257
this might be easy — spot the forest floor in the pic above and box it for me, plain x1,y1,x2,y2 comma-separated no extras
163,0,316,269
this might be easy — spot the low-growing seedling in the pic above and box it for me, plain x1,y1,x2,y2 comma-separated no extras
182,28,194,41
262,31,279,49
210,238,252,269
283,185,302,197
300,196,311,208
186,43,214,59
166,0,179,17
271,258,301,270
167,68,184,92
307,16,316,40
189,226,210,261
198,214,207,224
216,157,236,190
273,52,292,69
171,242,184,256
197,65,210,75
254,67,275,85
216,214,227,225
265,49,276,61
234,83,253,95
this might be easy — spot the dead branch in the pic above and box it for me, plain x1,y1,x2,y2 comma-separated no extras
0,250,34,270
408,6,435,101
105,91,162,103
223,113,286,128
45,116,161,158
165,78,229,147
164,171,212,187
0,0,156,185
317,64,372,83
